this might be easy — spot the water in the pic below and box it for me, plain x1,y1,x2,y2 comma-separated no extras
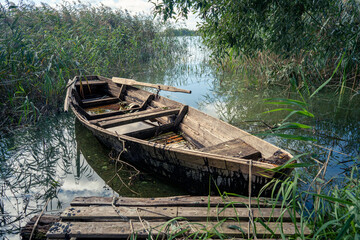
1,36,359,239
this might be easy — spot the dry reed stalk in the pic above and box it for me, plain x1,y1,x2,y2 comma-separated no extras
29,198,51,240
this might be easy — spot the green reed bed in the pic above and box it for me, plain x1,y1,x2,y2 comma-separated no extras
136,164,359,239
0,1,183,133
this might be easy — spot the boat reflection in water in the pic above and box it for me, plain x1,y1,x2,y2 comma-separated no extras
75,120,188,197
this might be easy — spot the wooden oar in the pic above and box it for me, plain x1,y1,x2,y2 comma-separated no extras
112,77,191,94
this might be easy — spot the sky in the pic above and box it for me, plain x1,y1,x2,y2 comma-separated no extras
5,0,200,29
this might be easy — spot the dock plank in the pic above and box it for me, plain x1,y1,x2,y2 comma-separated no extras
71,196,280,208
61,206,298,222
46,221,310,239
61,206,177,221
45,196,310,239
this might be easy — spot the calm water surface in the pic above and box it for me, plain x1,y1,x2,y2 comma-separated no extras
1,37,359,238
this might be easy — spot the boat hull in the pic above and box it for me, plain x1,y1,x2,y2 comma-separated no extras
68,75,293,196
76,113,286,196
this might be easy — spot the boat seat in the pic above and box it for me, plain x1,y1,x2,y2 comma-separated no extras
97,108,181,129
81,97,119,108
75,80,107,87
86,94,155,121
199,138,262,160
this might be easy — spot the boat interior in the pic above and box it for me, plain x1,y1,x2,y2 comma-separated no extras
70,76,286,162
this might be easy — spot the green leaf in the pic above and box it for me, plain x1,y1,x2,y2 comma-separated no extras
335,214,355,240
275,122,312,130
256,219,275,236
264,98,307,108
313,219,339,238
263,109,314,118
227,225,245,234
305,192,355,206
310,51,346,98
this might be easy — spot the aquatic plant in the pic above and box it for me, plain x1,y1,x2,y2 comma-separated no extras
0,1,184,133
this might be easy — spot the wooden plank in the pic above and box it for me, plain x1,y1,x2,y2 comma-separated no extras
87,107,142,121
75,80,107,86
73,104,91,120
125,123,175,139
90,108,171,124
181,221,312,237
72,88,84,107
47,221,161,239
174,105,188,127
61,206,177,221
64,78,76,112
117,84,126,99
199,138,262,160
112,77,192,94
177,207,298,221
98,75,122,97
46,221,310,239
123,87,152,103
60,206,298,222
89,108,144,124
71,196,280,208
21,214,60,239
98,108,180,129
140,94,154,109
82,97,119,108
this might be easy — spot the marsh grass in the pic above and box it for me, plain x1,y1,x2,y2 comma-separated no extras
129,161,358,239
134,82,359,239
0,1,184,132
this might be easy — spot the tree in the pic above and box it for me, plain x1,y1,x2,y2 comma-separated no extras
154,0,360,57
154,0,360,88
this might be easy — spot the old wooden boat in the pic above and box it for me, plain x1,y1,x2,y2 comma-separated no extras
65,75,293,196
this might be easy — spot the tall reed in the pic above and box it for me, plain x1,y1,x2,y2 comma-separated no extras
0,1,183,132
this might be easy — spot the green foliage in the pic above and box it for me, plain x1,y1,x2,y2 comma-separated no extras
154,0,360,92
0,1,183,132
164,28,198,36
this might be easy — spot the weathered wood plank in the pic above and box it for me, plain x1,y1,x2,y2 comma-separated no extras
61,206,177,221
91,108,177,125
140,94,154,109
64,78,75,112
60,206,298,221
71,196,280,208
174,105,188,127
46,221,310,239
98,108,180,129
125,123,175,139
81,97,119,108
73,104,91,120
98,75,122,97
75,80,107,86
199,138,262,160
21,214,60,240
87,107,142,120
177,207,299,221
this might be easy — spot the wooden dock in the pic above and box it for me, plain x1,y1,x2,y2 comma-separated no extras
24,196,311,239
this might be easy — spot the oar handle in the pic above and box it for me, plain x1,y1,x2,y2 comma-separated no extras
112,77,191,94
